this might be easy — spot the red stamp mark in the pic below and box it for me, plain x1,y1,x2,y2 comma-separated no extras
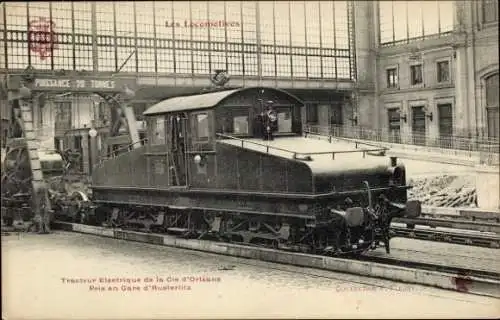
452,271,473,293
28,17,58,60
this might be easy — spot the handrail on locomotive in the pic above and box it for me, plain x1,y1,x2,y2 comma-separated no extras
215,132,389,161
98,138,149,163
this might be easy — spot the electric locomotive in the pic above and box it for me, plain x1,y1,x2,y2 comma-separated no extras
83,86,421,256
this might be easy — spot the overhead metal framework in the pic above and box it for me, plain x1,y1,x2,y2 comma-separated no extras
1,1,356,81
378,1,454,47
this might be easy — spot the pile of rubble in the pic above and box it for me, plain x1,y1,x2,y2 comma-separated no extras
408,175,478,208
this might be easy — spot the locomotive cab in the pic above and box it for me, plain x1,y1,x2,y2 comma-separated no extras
142,87,303,188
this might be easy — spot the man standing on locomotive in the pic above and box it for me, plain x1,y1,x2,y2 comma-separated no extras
261,104,278,141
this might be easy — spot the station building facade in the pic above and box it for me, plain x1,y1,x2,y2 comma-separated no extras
371,0,499,146
0,1,498,173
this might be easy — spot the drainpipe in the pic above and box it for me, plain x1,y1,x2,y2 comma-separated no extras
466,1,477,140
372,1,380,132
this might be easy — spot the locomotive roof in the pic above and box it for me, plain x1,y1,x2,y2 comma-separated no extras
143,86,303,116
218,136,390,174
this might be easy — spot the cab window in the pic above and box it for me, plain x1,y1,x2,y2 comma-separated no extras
233,115,249,134
150,116,166,145
277,109,292,133
218,107,250,135
195,113,209,140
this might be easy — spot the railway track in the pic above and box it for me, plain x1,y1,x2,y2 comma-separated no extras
392,209,500,242
49,221,500,298
359,254,500,282
393,217,500,233
390,226,500,248
232,236,500,274
142,239,500,298
418,211,500,223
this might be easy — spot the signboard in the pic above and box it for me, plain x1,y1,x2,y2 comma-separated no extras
6,75,136,93
34,79,116,90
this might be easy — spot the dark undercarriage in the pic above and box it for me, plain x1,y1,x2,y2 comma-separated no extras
51,185,420,256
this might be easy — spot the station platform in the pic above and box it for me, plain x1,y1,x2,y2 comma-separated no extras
2,231,499,319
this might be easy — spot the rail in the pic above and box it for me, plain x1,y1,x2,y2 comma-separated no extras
390,226,500,248
359,253,500,281
393,217,500,234
216,133,388,160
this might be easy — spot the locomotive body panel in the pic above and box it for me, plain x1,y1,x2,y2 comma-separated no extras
91,186,323,218
197,141,313,193
92,147,150,188
217,135,403,194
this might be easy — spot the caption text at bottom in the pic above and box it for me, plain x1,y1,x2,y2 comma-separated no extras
61,276,221,292
60,276,419,293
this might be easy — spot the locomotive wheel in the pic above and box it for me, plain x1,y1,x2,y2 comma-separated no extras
93,206,111,226
202,211,216,230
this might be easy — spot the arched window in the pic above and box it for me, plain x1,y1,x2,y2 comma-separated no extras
485,73,499,139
